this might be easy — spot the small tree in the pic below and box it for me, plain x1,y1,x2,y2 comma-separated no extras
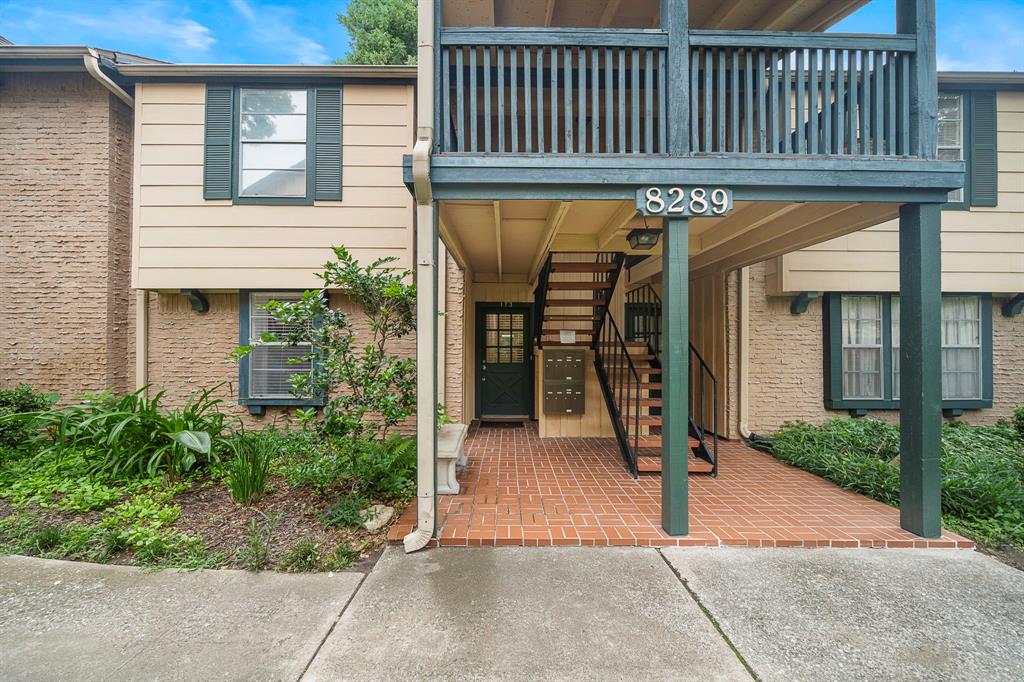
237,246,416,450
336,0,417,65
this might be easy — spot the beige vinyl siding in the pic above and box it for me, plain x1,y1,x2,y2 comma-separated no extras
775,91,1024,295
132,82,414,290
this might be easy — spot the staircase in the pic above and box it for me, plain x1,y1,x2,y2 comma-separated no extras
533,256,719,479
533,252,625,349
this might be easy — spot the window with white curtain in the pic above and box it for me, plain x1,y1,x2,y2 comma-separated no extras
941,296,982,399
238,89,307,198
938,94,964,203
841,295,883,400
248,292,312,400
891,295,982,401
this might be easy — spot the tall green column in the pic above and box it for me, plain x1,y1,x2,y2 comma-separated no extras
898,203,943,538
661,216,689,535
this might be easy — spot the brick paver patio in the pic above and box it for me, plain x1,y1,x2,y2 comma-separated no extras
388,422,973,549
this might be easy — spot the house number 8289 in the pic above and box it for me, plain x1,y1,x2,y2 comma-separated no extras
637,187,733,217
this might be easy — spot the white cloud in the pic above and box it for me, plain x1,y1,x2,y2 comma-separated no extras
229,0,329,64
10,1,215,61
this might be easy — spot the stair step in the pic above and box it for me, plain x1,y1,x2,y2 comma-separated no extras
540,341,592,347
596,341,648,349
545,299,607,308
542,328,593,336
547,282,612,291
545,315,601,321
550,262,619,273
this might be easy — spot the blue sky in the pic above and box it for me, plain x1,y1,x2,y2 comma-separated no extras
1,0,1022,70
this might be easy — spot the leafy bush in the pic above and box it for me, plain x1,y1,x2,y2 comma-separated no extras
324,494,368,528
350,435,416,500
763,417,1024,548
239,512,280,572
0,385,57,451
234,246,417,460
2,385,234,478
280,539,324,572
226,430,277,504
1014,405,1024,442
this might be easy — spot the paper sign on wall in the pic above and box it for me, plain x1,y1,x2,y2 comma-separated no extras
559,330,576,345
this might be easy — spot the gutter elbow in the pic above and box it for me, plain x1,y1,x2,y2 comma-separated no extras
83,49,134,107
412,129,433,206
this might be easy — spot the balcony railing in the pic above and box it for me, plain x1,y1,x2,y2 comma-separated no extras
689,31,917,156
437,28,920,158
439,28,668,154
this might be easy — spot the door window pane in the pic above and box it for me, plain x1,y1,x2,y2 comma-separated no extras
841,296,883,399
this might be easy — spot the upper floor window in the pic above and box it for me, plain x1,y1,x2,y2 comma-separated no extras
826,293,992,412
239,89,308,198
938,94,964,204
937,90,999,210
203,85,342,204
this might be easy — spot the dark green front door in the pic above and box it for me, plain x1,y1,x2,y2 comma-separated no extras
477,304,532,418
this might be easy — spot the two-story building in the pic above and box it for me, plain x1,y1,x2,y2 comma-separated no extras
3,0,1019,552
399,0,969,550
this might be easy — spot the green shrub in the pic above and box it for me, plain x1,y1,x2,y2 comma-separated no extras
325,542,358,570
350,435,416,500
764,417,1024,548
280,539,324,572
1014,406,1024,442
324,494,368,528
2,385,234,478
238,512,280,572
226,430,277,504
0,384,57,451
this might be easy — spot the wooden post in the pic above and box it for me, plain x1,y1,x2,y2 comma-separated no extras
661,216,689,535
896,0,937,158
898,203,942,538
662,0,690,156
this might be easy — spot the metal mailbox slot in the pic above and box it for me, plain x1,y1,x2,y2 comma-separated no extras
543,348,586,415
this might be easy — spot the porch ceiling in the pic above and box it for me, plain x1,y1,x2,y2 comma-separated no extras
442,0,871,31
440,198,899,283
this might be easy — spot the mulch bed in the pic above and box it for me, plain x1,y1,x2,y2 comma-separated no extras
172,475,392,571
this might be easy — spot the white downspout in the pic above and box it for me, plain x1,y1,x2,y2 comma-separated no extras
83,49,134,107
404,0,437,553
135,290,149,390
738,267,752,439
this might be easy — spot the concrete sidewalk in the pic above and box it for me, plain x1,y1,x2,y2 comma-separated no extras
2,547,1022,681
0,555,363,682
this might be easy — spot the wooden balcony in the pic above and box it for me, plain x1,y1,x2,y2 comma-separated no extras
438,28,922,159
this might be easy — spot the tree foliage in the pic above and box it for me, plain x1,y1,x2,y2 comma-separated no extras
337,0,417,65
240,246,417,450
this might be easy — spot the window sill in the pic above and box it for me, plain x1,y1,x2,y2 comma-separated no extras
232,196,314,206
826,398,993,414
239,398,323,417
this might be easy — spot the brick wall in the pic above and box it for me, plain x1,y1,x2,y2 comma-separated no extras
0,72,132,398
737,261,1024,433
143,290,420,432
444,252,465,423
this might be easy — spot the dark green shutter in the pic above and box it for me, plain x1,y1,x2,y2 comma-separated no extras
203,85,234,200
969,91,998,207
314,87,342,200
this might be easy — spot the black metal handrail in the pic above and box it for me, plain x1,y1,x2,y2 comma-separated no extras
532,253,554,348
594,308,642,477
625,284,718,476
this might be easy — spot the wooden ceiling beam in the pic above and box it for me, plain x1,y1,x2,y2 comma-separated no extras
706,0,746,29
797,0,873,32
527,201,572,282
753,2,803,31
599,0,622,28
493,200,503,282
596,202,640,250
696,203,805,255
545,0,557,26
438,203,472,276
